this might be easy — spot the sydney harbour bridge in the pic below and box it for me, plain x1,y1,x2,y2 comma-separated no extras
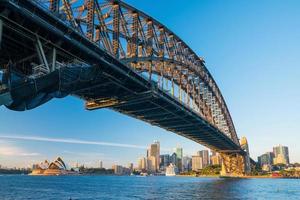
0,0,253,176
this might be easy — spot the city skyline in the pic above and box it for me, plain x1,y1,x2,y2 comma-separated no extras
2,0,300,168
0,134,294,169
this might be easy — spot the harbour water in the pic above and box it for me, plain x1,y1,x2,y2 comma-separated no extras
0,175,300,200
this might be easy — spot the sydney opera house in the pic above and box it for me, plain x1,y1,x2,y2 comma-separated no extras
30,157,73,176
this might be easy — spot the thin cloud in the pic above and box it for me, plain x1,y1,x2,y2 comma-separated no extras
19,152,40,156
0,135,149,150
62,150,105,157
0,146,40,157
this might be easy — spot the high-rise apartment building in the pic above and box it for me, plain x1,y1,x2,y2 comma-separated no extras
174,147,183,159
160,154,170,170
182,156,192,172
198,150,209,168
147,156,157,172
273,145,289,165
170,152,177,166
174,147,183,171
138,157,147,171
147,141,160,172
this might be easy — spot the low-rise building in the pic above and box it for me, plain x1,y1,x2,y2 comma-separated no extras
192,155,203,171
112,165,123,175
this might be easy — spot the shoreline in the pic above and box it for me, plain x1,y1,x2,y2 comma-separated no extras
177,174,300,179
1,173,300,179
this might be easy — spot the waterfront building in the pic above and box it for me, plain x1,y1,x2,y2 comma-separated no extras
210,151,222,165
192,155,203,171
182,156,192,172
138,157,147,171
257,152,274,167
147,141,160,171
273,145,289,165
99,161,103,169
43,158,68,175
165,163,178,176
30,157,71,176
39,160,50,169
112,165,123,175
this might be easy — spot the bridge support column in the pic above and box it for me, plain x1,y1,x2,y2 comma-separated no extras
220,153,249,177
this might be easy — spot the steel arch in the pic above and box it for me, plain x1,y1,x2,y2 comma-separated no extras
41,0,239,144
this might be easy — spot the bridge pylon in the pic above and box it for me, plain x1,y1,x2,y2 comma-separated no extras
220,137,251,177
220,153,248,177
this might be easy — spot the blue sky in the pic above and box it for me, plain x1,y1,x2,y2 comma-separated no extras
1,0,300,168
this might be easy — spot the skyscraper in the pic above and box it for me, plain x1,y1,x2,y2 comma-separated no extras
170,152,177,166
174,147,183,172
182,156,192,172
273,145,289,165
138,157,147,171
147,141,160,172
198,150,209,168
160,154,170,170
147,156,157,172
174,147,183,160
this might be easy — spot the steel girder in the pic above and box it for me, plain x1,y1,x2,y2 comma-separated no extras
0,0,243,152
48,0,238,144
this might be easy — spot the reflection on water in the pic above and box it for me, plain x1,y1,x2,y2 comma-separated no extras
0,175,300,199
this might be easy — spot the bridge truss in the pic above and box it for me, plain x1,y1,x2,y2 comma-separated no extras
0,0,252,173
36,0,239,144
